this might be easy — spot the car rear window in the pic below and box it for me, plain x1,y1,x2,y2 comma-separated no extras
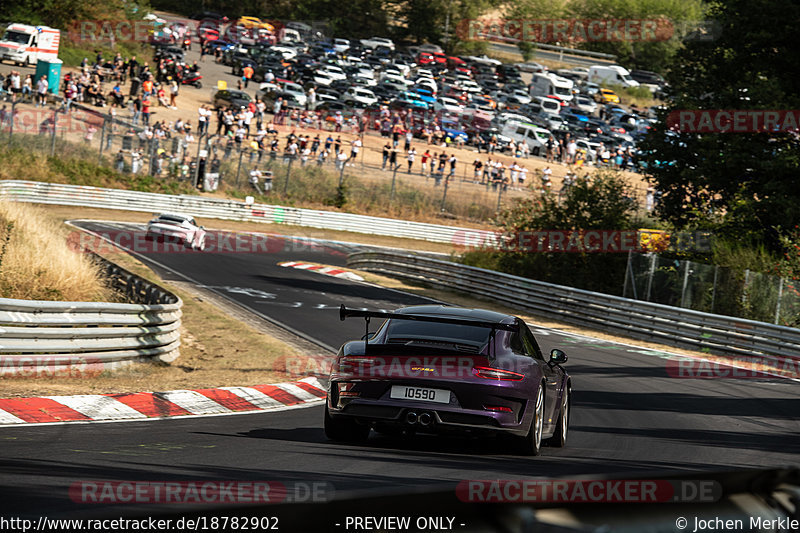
157,216,188,225
384,320,492,349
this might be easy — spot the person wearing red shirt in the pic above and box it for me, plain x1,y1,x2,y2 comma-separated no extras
142,96,151,126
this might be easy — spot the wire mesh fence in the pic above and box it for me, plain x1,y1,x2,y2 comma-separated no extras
623,252,800,326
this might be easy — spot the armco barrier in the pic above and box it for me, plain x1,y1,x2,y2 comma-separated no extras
0,252,182,376
0,180,497,247
346,251,800,361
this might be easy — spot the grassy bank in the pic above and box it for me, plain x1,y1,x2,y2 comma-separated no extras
0,200,114,301
1,133,498,226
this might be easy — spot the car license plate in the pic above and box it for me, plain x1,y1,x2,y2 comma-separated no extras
390,385,450,404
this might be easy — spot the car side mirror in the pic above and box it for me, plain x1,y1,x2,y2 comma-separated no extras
549,348,567,365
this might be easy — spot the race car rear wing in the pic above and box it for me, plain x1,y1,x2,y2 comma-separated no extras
340,305,517,355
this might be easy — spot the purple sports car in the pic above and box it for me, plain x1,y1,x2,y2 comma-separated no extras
325,305,571,455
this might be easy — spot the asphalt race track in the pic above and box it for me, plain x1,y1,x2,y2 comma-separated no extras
0,220,797,527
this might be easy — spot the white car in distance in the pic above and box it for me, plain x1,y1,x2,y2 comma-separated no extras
360,37,395,51
145,214,207,251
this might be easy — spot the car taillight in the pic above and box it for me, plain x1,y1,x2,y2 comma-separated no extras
473,366,525,381
484,405,513,412
338,356,376,373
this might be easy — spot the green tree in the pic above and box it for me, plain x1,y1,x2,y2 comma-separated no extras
460,171,638,294
640,0,800,252
497,170,637,233
566,0,705,73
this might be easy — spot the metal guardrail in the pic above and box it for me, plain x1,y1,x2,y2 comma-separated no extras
347,251,800,361
0,180,497,246
480,33,618,60
0,250,182,376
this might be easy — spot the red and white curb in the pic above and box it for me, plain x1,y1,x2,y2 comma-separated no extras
0,377,326,427
278,261,364,282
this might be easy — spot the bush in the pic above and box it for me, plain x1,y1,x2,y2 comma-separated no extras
460,170,638,294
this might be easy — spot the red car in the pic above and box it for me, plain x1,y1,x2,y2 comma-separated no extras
418,52,435,65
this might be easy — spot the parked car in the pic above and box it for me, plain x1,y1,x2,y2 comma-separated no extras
212,89,252,109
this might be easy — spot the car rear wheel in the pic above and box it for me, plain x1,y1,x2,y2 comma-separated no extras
324,404,370,442
547,386,569,448
518,383,544,456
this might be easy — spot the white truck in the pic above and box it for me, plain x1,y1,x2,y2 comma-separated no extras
529,72,574,103
587,65,640,88
500,121,554,156
0,24,60,65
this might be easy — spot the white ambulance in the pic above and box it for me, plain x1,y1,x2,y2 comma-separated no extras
0,24,60,65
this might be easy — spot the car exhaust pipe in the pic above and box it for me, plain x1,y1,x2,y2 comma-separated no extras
419,412,432,426
405,412,418,424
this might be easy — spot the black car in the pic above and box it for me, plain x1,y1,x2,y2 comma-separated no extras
629,69,666,87
212,89,252,110
315,100,351,112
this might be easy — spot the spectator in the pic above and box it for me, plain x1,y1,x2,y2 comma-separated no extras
382,142,391,170
157,84,169,107
348,136,362,165
473,159,483,183
22,74,32,101
448,153,457,179
407,146,416,173
9,71,21,102
35,76,48,107
336,149,347,170
169,79,179,108
420,149,430,176
567,138,577,165
242,65,254,88
141,95,151,126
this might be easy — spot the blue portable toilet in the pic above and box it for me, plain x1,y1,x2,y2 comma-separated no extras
35,58,62,94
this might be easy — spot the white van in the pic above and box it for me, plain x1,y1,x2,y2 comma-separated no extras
501,122,554,156
587,65,640,88
0,24,60,65
532,96,562,115
529,72,574,102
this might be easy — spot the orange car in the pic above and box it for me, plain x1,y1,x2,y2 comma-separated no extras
236,16,274,31
597,88,621,104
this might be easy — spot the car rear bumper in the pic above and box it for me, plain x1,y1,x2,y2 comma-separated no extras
328,399,528,436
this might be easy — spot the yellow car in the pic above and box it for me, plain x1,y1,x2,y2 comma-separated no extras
236,16,274,31
597,88,621,104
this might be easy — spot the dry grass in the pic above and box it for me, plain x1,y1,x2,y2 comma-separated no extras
0,201,114,301
0,234,312,397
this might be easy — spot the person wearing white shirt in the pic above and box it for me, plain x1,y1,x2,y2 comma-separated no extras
336,149,348,170
510,163,519,187
407,147,416,173
36,77,48,107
